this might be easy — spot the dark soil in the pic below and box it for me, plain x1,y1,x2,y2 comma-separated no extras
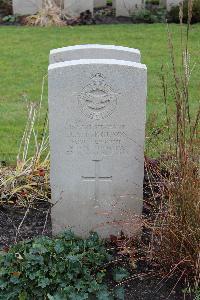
0,200,51,248
95,16,134,25
124,277,193,299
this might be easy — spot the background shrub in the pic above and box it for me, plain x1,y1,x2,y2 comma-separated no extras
145,0,160,5
0,0,12,15
131,8,166,23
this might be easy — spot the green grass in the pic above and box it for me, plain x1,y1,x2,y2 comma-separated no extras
0,24,199,163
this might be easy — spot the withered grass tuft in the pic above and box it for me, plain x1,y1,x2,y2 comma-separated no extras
0,76,50,207
25,0,65,27
146,0,200,291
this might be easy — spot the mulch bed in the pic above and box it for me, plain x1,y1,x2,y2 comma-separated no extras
0,200,52,247
124,277,191,299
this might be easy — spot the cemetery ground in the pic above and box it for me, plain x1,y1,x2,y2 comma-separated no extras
0,23,199,299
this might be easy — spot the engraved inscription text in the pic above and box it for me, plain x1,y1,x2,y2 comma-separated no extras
65,123,127,156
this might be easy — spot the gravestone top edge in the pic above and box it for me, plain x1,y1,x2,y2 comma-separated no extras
50,44,141,55
48,59,147,71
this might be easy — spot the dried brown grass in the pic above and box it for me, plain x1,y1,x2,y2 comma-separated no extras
0,76,50,206
25,0,65,27
145,0,200,290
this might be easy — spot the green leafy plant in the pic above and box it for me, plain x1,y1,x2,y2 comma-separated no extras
195,289,200,300
145,0,159,5
182,287,200,299
0,231,129,299
112,267,130,283
2,15,17,23
131,8,166,23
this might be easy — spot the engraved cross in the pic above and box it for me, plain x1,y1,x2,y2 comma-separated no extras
81,160,112,206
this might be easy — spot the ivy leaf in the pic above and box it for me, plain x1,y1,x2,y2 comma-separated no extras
89,232,99,243
28,272,36,280
47,294,55,300
48,293,64,300
87,280,100,293
0,279,7,289
112,268,130,283
54,241,64,254
96,288,113,300
0,289,19,299
38,277,50,288
19,292,27,300
69,292,88,300
31,242,47,254
96,270,106,283
10,276,20,284
67,255,80,262
75,280,86,291
60,230,75,241
114,286,125,300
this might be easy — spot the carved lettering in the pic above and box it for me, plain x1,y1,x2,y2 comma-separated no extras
65,123,128,156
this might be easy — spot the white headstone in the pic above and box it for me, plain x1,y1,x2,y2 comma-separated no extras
116,0,143,16
94,0,107,8
13,0,42,15
49,45,141,64
64,0,93,17
48,58,147,238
